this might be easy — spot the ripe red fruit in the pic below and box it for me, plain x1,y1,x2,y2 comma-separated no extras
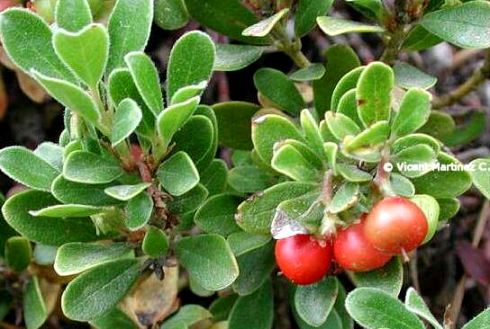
333,219,392,272
275,234,332,285
364,196,428,254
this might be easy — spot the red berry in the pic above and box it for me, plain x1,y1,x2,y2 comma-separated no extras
333,218,392,272
275,234,332,285
364,196,428,254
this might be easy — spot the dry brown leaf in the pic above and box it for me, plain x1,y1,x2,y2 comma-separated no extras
120,267,179,328
39,278,61,315
15,71,48,103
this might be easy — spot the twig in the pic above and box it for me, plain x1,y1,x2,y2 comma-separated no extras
445,201,490,328
379,1,412,64
409,249,421,292
433,50,490,109
272,25,310,68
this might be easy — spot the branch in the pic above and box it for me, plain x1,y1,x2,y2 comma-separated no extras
433,50,490,109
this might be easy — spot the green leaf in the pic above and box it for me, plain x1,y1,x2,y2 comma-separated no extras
410,194,440,244
171,113,216,171
252,114,303,164
0,146,59,191
157,96,200,148
104,183,151,201
64,151,124,184
356,62,394,127
170,81,207,105
55,0,92,32
111,103,143,147
175,234,239,291
210,295,238,322
392,133,441,155
0,8,75,81
346,288,425,329
254,68,305,116
23,277,47,329
2,190,99,245
228,280,273,329
412,152,472,198
142,227,169,258
236,181,316,234
185,0,269,45
317,16,384,36
214,44,264,72
419,111,456,140
437,198,460,221
344,121,390,151
5,236,32,272
393,63,437,89
213,101,260,150
392,88,431,137
228,165,271,194
232,241,275,296
51,176,120,206
272,144,321,182
337,89,363,127
161,305,212,329
200,159,228,196
90,308,137,329
462,308,490,329
402,26,442,51
469,158,490,199
351,257,403,297
315,46,360,115
325,111,361,140
227,232,271,256
167,31,215,100
168,183,208,215
29,204,102,218
404,287,443,329
443,111,486,147
107,0,152,72
295,277,338,327
345,0,386,20
290,64,326,82
55,242,133,276
242,8,289,37
390,173,415,197
331,66,364,111
125,51,164,115
34,142,63,172
336,164,372,183
421,1,490,49
195,194,242,236
392,144,437,178
157,151,199,196
53,24,109,89
154,0,189,30
108,68,155,137
329,182,359,214
334,283,353,329
300,110,324,157
32,71,101,126
295,0,334,37
62,258,140,321
125,192,153,230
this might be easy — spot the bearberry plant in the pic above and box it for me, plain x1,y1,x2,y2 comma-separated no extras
0,0,490,329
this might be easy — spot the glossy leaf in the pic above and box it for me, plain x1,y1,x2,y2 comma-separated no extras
344,121,390,151
195,194,242,236
404,287,443,329
227,232,271,257
175,234,239,291
295,0,334,37
325,111,361,140
142,227,169,258
168,183,208,215
0,146,59,191
29,204,102,218
200,159,228,196
62,258,140,321
462,308,490,329
51,176,120,206
170,81,207,105
55,242,133,276
157,151,199,196
392,88,431,137
161,305,212,328
34,142,63,172
290,64,326,81
111,99,143,146
351,258,403,297
228,281,273,329
331,66,364,111
154,0,190,30
393,63,437,89
125,192,153,230
329,182,359,214
53,24,109,89
104,182,151,201
90,308,137,329
410,194,440,243
336,164,372,183
272,144,320,182
469,158,490,199
228,165,271,194
419,111,456,140
5,236,32,272
23,277,48,329
242,8,289,37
